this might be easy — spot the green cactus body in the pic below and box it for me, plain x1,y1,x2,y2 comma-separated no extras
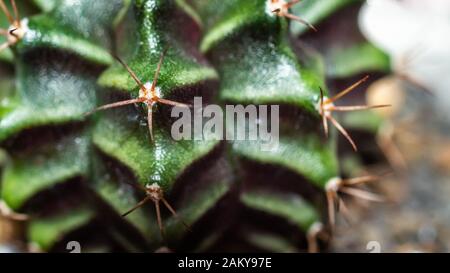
0,0,389,252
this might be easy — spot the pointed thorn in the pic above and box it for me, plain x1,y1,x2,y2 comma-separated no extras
285,0,301,9
326,190,336,229
0,0,14,24
122,196,151,217
337,198,354,224
11,0,19,23
340,187,385,203
84,98,144,116
328,75,370,104
398,72,435,96
113,55,146,90
122,180,148,192
161,198,192,232
343,175,380,186
151,46,170,94
0,41,12,52
284,13,317,32
319,87,329,136
154,200,165,238
0,201,29,221
306,222,323,253
147,105,154,143
377,133,408,170
328,115,358,151
330,104,391,112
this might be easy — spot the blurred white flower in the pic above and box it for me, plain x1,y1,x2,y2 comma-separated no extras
359,0,450,119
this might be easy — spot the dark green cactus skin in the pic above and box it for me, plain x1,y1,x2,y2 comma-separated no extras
0,0,387,252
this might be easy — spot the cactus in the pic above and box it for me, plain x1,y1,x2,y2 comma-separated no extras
0,0,391,252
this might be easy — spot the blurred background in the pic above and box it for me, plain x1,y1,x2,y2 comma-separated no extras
1,0,450,253
325,0,450,252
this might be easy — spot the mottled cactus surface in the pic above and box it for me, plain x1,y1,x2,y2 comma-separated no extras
0,0,390,252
